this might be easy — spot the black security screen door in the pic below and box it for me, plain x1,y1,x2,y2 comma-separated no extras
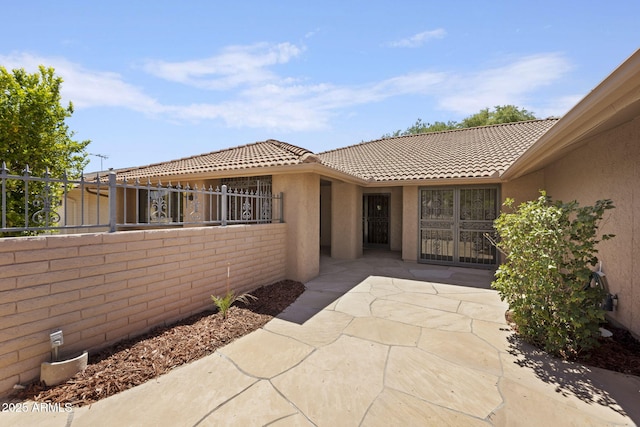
363,194,390,247
419,187,498,266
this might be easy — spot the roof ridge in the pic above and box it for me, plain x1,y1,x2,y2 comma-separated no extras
318,118,560,155
105,139,313,176
265,139,314,156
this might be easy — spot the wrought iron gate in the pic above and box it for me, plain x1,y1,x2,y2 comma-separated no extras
419,187,498,266
363,194,390,247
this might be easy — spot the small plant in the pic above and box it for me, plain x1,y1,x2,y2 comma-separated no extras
492,192,614,359
211,262,257,318
211,290,257,319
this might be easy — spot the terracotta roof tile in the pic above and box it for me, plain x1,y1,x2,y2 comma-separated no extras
109,139,312,181
317,119,559,181
101,119,558,183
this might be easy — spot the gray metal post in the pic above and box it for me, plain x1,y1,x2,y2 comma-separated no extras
221,184,228,226
108,172,117,232
1,162,7,230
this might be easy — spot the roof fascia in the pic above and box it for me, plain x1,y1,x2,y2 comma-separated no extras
112,162,505,188
114,163,371,186
359,176,504,187
502,49,640,180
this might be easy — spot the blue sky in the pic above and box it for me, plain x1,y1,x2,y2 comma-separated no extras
1,1,638,173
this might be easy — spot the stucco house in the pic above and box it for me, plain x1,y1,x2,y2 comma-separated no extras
71,49,639,336
92,120,555,272
2,49,638,398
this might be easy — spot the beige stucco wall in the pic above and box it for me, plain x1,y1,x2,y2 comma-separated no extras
273,173,320,282
331,181,362,259
402,186,419,262
389,187,403,251
0,224,287,397
61,188,110,233
543,116,639,335
506,115,640,336
501,169,545,207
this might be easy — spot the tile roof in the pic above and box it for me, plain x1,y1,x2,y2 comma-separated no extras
101,119,559,183
108,140,315,181
317,119,559,181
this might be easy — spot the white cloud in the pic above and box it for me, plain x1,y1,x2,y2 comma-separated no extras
0,49,575,132
436,53,573,115
0,52,166,114
387,29,446,48
170,70,445,130
142,42,305,90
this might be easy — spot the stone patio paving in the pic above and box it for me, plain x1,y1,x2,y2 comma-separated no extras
3,252,639,426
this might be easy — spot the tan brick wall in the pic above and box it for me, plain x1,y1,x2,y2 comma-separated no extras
0,223,287,396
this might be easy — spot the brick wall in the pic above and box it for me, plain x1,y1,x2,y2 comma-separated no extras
0,223,287,396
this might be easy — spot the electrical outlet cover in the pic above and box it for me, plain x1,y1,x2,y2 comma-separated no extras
50,330,64,347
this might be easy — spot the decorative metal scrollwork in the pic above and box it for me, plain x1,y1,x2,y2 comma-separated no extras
261,199,271,220
242,198,252,220
150,191,168,222
459,221,495,231
31,182,61,225
420,221,454,229
188,189,201,221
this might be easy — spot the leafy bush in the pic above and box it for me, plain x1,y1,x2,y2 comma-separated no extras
492,192,614,358
211,291,257,319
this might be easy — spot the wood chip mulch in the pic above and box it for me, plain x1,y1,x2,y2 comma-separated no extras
506,311,640,376
578,323,640,376
13,280,305,407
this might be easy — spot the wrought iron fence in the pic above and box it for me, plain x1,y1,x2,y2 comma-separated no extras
0,162,283,235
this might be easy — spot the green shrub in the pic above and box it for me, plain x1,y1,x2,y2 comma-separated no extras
492,192,614,358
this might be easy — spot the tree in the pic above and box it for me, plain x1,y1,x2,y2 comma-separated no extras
385,105,538,137
460,105,536,128
383,118,459,137
1,66,89,234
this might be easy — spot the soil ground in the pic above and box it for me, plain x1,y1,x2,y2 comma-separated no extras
11,279,640,407
14,280,305,407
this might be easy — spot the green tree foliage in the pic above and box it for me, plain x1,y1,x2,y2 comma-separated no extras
1,66,89,234
460,105,537,128
492,192,615,359
384,105,538,137
383,118,459,137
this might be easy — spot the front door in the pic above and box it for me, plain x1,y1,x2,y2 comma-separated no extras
419,187,498,266
363,194,390,248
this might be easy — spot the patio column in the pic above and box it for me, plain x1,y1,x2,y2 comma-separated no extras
331,181,362,259
273,173,320,283
402,186,418,262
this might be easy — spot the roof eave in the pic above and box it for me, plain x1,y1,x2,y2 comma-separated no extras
502,49,640,180
359,174,504,187
111,163,372,187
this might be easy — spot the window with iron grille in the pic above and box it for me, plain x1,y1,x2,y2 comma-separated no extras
220,176,272,194
221,176,273,223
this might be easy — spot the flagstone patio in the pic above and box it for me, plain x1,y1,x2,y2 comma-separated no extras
3,252,638,426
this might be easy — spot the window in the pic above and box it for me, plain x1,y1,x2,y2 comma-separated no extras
138,188,183,224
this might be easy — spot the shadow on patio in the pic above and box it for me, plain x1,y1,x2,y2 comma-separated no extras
278,249,496,324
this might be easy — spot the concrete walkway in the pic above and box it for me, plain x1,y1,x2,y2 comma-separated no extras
3,252,639,426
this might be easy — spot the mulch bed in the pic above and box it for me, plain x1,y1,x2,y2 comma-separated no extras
13,280,305,407
578,323,640,376
505,311,640,376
